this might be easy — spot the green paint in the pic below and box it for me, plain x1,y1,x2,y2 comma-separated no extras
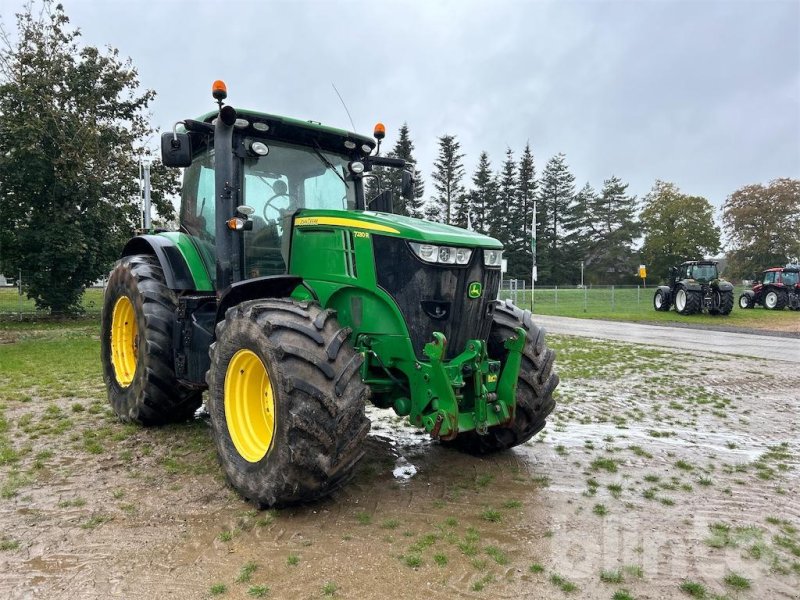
468,282,483,298
157,232,214,291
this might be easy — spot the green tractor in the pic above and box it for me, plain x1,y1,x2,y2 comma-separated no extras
100,82,558,506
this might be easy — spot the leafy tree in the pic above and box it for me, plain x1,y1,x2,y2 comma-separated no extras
0,2,175,314
370,123,425,217
576,176,640,284
722,178,800,279
507,143,536,280
426,134,464,225
537,153,576,285
467,151,496,234
640,180,720,281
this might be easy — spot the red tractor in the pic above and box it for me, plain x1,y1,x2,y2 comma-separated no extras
739,267,800,310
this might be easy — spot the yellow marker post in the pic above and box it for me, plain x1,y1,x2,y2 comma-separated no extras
638,265,647,288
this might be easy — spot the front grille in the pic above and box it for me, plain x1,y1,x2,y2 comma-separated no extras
373,235,500,360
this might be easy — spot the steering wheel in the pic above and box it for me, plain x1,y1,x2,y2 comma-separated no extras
262,180,296,222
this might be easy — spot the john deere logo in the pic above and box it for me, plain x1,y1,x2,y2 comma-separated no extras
468,282,482,299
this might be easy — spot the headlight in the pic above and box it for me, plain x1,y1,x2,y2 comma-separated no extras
410,243,473,265
484,249,503,267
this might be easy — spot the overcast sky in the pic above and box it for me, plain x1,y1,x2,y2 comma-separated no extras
3,0,799,209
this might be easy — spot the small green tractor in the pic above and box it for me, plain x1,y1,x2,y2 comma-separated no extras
653,260,734,315
100,82,558,506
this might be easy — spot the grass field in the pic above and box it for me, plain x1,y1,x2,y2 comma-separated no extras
500,286,799,333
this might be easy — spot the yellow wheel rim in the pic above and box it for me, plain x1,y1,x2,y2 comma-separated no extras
224,349,276,463
110,296,138,387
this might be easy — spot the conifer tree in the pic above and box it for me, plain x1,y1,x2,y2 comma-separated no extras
508,143,537,280
381,123,425,216
537,153,577,285
468,151,496,234
427,134,465,225
488,148,516,247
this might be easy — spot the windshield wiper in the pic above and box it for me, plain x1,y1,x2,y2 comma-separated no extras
311,142,347,186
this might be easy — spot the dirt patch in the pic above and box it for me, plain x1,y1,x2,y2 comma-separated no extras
1,332,798,599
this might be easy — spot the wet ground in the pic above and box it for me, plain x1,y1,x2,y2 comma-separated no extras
1,328,798,599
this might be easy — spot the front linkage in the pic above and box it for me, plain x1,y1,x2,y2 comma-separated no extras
358,329,526,441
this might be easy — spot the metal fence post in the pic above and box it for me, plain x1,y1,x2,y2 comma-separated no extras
555,285,558,306
583,285,587,312
611,285,615,311
637,285,640,305
18,269,22,321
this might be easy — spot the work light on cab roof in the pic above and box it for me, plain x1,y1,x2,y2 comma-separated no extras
101,81,559,509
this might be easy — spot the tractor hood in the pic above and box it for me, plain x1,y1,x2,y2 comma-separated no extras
294,210,503,249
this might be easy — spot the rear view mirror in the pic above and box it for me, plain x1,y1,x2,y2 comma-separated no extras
161,131,192,167
401,170,414,200
369,190,393,213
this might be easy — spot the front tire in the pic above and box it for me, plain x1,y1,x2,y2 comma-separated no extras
653,290,670,311
444,300,558,455
739,293,753,309
101,255,202,424
207,299,370,507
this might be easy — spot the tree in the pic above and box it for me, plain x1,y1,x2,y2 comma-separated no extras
722,178,800,279
0,2,176,314
640,180,720,281
426,134,465,225
507,143,536,280
537,153,576,285
372,123,425,217
576,176,640,284
487,148,516,250
467,151,496,234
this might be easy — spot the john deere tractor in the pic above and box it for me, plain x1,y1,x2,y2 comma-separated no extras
653,260,734,315
100,82,558,506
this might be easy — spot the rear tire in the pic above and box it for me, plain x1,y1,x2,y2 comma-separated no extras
717,289,734,315
207,299,370,507
101,255,202,425
764,289,787,310
675,287,700,315
443,300,558,455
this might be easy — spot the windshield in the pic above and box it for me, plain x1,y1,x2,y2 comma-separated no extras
243,140,355,217
690,264,717,281
242,140,356,278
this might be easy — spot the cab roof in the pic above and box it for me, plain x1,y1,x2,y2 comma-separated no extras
197,108,376,156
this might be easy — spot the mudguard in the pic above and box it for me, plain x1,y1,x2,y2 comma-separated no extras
740,290,755,301
120,235,195,290
680,280,702,292
656,286,672,301
216,275,303,323
714,280,734,292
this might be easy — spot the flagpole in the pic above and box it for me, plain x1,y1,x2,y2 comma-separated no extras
531,199,536,312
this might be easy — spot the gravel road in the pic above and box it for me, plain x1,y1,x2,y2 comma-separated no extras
532,314,799,363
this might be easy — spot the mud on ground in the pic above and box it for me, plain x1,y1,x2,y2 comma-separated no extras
0,328,798,599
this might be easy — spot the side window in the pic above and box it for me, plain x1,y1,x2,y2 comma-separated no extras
763,272,775,284
181,149,216,241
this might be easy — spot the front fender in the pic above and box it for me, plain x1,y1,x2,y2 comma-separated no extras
121,235,195,290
